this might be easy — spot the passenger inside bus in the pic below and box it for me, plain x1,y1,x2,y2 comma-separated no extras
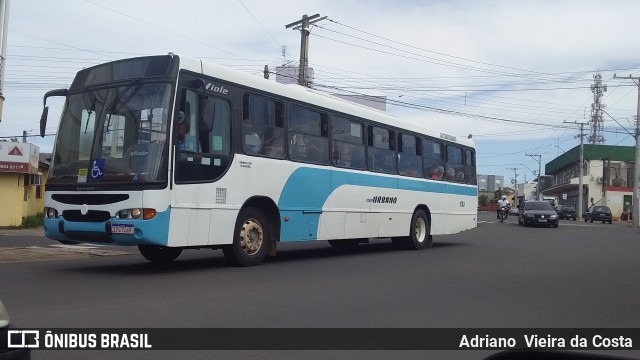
177,111,199,152
262,127,285,157
289,133,307,160
243,119,262,155
176,111,188,150
430,165,444,180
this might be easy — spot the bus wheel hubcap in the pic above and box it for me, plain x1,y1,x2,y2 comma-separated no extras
240,219,263,255
415,218,426,243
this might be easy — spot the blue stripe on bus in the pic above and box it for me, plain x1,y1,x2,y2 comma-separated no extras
277,167,477,241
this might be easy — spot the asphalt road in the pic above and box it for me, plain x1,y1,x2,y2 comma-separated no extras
1,213,639,360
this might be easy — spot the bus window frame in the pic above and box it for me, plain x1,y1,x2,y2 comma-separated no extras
242,92,285,159
367,125,397,175
397,132,422,178
288,103,330,165
330,115,367,170
173,86,234,184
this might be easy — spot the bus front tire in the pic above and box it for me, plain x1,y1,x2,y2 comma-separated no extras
393,209,431,250
223,207,271,267
138,245,182,264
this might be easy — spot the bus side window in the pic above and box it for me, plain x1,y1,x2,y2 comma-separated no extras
398,133,421,177
423,138,443,180
289,104,328,164
200,97,231,156
175,90,232,183
368,126,396,174
243,93,284,157
331,116,365,169
176,91,200,153
464,149,477,184
446,145,464,183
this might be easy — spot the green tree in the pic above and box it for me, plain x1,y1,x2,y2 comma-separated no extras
494,187,503,200
478,195,489,207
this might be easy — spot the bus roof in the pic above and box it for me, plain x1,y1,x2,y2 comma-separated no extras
178,53,475,149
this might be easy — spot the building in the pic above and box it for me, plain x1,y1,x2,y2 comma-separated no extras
477,174,505,193
543,144,633,217
0,142,49,226
516,181,537,206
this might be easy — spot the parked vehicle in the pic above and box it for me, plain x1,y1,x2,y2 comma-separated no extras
541,196,559,208
555,205,577,221
584,206,613,224
509,206,520,216
518,201,559,228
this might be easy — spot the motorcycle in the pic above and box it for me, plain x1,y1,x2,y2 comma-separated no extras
499,206,509,223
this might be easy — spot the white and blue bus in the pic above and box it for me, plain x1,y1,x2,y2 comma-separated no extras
40,54,477,266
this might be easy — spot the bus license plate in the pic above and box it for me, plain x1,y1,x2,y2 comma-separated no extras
112,224,134,234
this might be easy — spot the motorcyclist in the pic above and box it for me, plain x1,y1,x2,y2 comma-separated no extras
497,195,510,219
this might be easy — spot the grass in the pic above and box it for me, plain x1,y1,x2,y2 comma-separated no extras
21,212,44,228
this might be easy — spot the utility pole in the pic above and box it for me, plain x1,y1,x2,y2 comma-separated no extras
526,154,542,200
564,121,588,220
0,0,10,123
285,14,327,87
613,73,640,227
508,167,519,207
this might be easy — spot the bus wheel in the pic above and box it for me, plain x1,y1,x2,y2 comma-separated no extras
393,209,431,250
223,207,270,267
138,245,182,263
328,239,361,251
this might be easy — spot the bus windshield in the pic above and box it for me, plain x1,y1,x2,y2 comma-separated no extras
48,82,173,185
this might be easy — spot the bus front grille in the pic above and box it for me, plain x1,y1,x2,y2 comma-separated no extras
62,210,111,222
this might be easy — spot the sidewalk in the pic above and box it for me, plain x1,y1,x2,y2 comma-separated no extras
0,227,44,236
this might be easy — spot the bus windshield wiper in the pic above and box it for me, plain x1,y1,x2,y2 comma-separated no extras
105,78,141,132
82,87,97,135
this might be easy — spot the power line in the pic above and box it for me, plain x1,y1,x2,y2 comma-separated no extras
81,0,251,62
236,0,282,48
326,19,567,81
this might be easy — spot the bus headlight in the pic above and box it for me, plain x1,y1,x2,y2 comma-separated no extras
117,208,156,220
131,208,142,219
44,207,59,219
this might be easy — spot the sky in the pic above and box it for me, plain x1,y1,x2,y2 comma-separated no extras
1,0,639,184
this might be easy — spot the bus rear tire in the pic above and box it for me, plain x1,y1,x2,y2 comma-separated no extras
138,245,182,263
393,209,431,250
223,207,271,267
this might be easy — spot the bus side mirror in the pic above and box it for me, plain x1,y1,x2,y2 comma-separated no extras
40,88,68,137
39,107,49,138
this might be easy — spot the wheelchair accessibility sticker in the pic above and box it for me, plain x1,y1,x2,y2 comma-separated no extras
90,159,105,180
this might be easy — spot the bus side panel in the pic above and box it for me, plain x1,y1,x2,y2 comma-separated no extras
207,208,238,246
189,208,212,246
167,207,190,247
344,212,377,239
317,211,346,240
278,167,331,242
